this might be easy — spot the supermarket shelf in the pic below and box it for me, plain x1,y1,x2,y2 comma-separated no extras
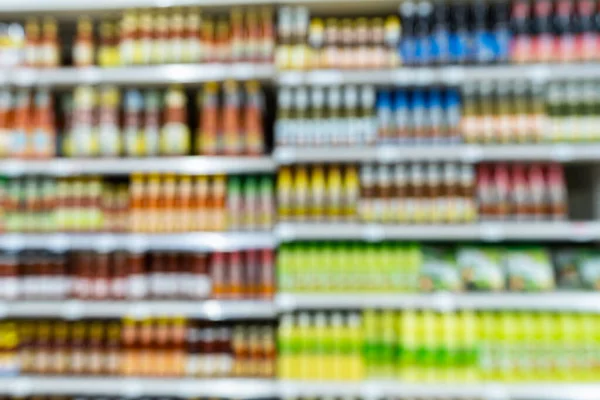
278,380,600,400
274,144,600,164
278,64,600,86
0,156,275,176
0,300,276,320
276,293,600,312
0,0,402,13
275,222,600,242
0,64,274,87
0,232,276,251
0,377,276,397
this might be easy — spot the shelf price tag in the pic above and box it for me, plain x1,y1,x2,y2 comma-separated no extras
415,69,435,85
3,160,25,176
479,224,504,242
275,224,295,242
0,302,8,319
274,148,297,164
128,235,148,253
460,146,483,163
432,292,456,312
377,146,397,163
201,300,223,320
278,72,303,86
49,234,69,253
551,144,574,162
442,67,465,84
95,235,117,252
9,378,32,397
128,303,151,319
363,225,385,242
309,70,342,85
2,235,24,251
483,384,509,400
121,380,143,398
62,300,84,320
571,223,594,242
275,294,296,312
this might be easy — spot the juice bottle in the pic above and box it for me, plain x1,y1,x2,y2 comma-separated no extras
24,19,40,67
278,167,292,220
294,166,309,220
10,89,30,158
215,18,231,63
212,175,227,231
120,11,137,65
259,176,274,229
197,82,220,155
169,8,185,64
259,7,275,63
98,21,116,67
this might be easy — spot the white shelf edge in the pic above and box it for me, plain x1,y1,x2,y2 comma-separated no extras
276,293,600,312
4,64,275,86
277,64,600,85
274,144,600,164
0,299,276,319
0,232,276,251
275,222,600,242
279,381,600,400
0,156,275,176
0,377,277,397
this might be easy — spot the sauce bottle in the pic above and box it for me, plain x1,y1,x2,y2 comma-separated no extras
73,17,94,68
227,176,242,230
222,80,242,155
278,167,292,221
216,18,231,63
152,11,169,65
276,7,293,69
98,22,117,67
202,18,216,63
123,89,143,157
197,83,220,155
260,7,275,63
161,85,190,156
41,18,60,68
31,88,55,158
212,175,227,231
72,86,97,157
169,8,185,64
11,89,31,158
195,176,209,230
244,81,265,155
139,9,153,65
98,86,121,157
230,8,245,62
24,19,40,67
143,90,161,156
185,8,202,63
0,90,11,158
120,11,137,65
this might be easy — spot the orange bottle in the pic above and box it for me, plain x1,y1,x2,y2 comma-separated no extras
163,174,177,232
230,8,245,62
195,176,209,230
11,89,31,158
0,90,12,158
179,175,192,232
148,173,162,233
244,81,264,155
130,173,145,233
259,7,275,63
184,8,202,63
222,80,242,155
212,175,227,231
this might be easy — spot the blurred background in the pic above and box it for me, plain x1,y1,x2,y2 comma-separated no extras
0,0,599,399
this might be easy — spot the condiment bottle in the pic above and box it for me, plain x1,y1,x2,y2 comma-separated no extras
98,85,121,157
169,8,185,63
123,89,143,157
139,9,153,65
184,8,202,63
73,17,94,67
98,21,117,67
222,80,242,155
212,175,227,231
11,89,31,158
24,19,40,67
152,11,169,65
202,18,216,62
143,89,161,156
260,7,275,62
41,18,60,68
31,88,55,158
197,83,220,155
120,10,137,65
244,81,265,156
161,85,190,156
230,8,245,62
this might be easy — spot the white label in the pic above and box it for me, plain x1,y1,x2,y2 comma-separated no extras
363,225,385,242
480,224,504,242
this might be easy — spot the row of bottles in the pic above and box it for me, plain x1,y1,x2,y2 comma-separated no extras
477,163,568,221
14,7,275,68
0,82,265,159
0,249,274,300
277,163,476,224
278,310,600,382
0,174,274,233
278,243,593,293
0,318,275,377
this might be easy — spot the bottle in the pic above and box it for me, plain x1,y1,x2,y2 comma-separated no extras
185,8,202,63
575,0,597,61
138,9,153,65
98,86,121,157
415,2,433,65
532,0,554,62
555,0,576,63
152,11,169,64
98,22,116,67
120,11,137,65
41,18,59,68
161,85,190,156
449,3,469,64
31,88,55,158
169,8,185,64
377,90,392,143
24,18,40,67
259,7,275,63
510,0,532,63
400,2,417,65
276,7,293,69
197,83,220,155
222,81,242,155
230,8,245,62
73,17,94,67
492,2,511,63
123,89,143,157
143,90,161,156
71,86,96,157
